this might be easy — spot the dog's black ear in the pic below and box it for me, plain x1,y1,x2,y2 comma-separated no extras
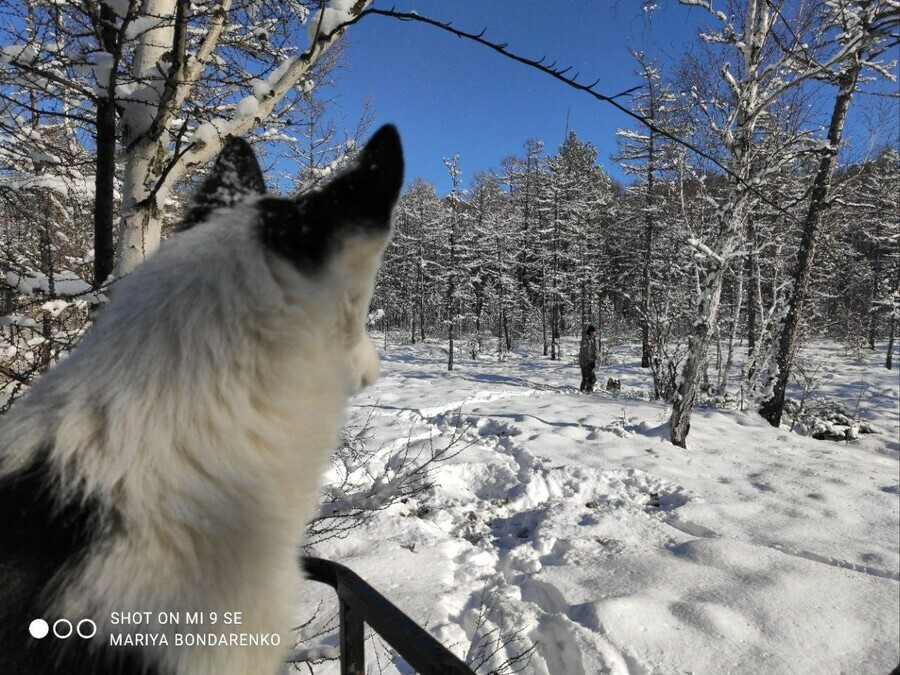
299,124,404,226
260,125,403,269
180,137,267,230
328,124,404,223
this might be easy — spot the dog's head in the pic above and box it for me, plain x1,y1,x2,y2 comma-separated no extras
179,125,403,395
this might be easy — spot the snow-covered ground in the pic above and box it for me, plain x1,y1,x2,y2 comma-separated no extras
293,339,900,674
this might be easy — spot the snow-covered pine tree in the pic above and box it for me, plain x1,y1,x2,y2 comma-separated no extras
467,173,503,359
376,178,444,342
857,149,900,370
613,51,682,368
810,148,900,364
442,154,465,370
540,132,607,360
859,150,900,352
541,141,569,361
0,61,96,404
496,141,545,346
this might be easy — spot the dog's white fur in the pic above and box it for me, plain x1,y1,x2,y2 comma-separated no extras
0,200,389,674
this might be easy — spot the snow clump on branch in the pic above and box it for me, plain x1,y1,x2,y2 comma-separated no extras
307,0,357,43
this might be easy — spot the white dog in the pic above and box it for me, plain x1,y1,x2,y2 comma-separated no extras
0,125,403,674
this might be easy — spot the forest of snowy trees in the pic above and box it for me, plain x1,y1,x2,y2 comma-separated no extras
1,0,898,449
374,128,899,389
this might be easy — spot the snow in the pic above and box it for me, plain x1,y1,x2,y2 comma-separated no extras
192,122,220,147
0,44,37,65
296,338,900,674
116,79,162,139
125,15,166,41
250,78,272,99
249,56,299,102
307,0,356,43
192,119,233,147
6,270,91,297
235,95,260,121
27,151,61,165
90,51,115,89
40,300,72,317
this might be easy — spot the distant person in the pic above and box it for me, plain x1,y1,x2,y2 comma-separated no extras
579,325,598,392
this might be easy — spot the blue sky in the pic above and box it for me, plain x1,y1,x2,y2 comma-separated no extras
326,1,898,194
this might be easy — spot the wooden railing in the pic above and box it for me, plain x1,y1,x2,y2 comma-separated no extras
302,557,476,675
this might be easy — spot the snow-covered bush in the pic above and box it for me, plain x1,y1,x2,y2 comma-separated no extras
305,407,475,549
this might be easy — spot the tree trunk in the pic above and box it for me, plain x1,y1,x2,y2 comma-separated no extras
550,305,558,361
444,157,461,371
418,245,426,341
868,220,883,349
504,312,511,352
497,304,504,361
888,267,899,370
670,271,725,446
641,129,655,368
760,61,861,427
670,192,750,448
38,222,55,371
472,294,482,359
114,0,177,275
497,236,508,359
116,143,172,273
719,264,744,393
94,102,116,286
886,314,896,370
580,277,587,330
671,5,765,440
448,320,454,371
746,219,760,353
541,260,548,356
93,1,118,287
550,198,560,361
447,256,455,371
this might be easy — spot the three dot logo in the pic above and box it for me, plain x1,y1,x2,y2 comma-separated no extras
29,618,97,639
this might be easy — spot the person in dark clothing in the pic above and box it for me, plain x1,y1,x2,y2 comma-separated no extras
579,325,598,392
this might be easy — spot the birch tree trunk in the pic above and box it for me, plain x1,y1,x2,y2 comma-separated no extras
668,0,811,446
720,265,744,393
746,219,760,352
670,194,752,447
113,0,364,276
668,0,773,446
114,0,177,273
